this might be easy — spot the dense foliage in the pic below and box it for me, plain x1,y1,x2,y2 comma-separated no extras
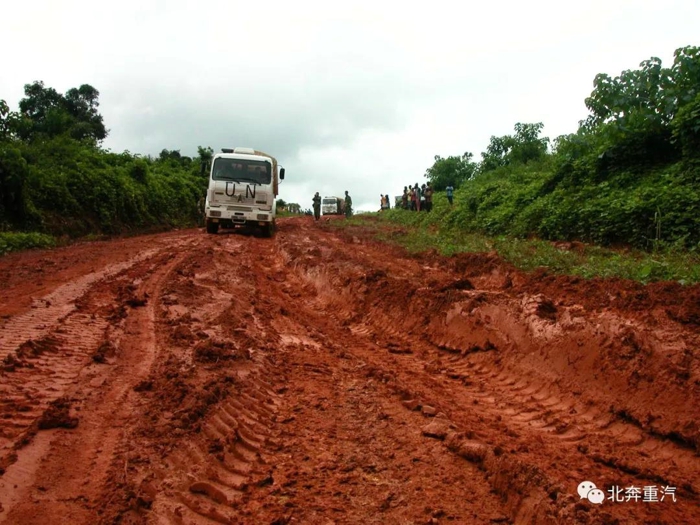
424,152,477,191
0,231,56,255
422,45,700,251
0,82,209,240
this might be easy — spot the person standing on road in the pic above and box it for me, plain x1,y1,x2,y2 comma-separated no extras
446,184,454,205
313,192,321,221
344,190,353,218
414,183,421,212
402,186,409,209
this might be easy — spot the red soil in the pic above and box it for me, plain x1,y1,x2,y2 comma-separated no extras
0,217,697,524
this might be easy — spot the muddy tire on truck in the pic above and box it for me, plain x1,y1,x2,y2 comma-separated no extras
206,220,219,234
261,220,276,238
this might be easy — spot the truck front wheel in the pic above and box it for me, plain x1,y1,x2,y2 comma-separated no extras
262,221,275,238
206,220,219,234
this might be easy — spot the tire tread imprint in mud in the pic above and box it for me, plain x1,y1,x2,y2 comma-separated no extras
280,217,700,525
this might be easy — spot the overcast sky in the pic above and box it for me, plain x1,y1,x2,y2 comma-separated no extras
3,0,699,211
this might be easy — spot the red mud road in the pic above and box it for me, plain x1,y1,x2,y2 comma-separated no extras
0,217,698,524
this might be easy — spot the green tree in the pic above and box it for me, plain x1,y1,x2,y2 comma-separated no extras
424,152,476,190
574,48,700,171
159,149,181,161
15,81,107,143
479,123,550,173
197,146,214,164
671,92,700,161
0,143,29,223
582,45,700,132
158,149,194,168
0,100,21,141
63,84,107,142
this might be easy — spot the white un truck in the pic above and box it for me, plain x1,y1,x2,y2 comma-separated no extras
203,147,285,237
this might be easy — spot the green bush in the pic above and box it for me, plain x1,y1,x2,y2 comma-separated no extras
414,45,700,252
672,92,700,162
0,232,55,255
1,82,209,245
0,136,207,238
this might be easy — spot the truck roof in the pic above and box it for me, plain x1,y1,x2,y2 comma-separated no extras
212,148,282,195
233,147,255,154
215,148,278,165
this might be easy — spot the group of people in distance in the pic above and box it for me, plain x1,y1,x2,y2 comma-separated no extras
310,182,456,220
400,183,434,211
400,183,455,210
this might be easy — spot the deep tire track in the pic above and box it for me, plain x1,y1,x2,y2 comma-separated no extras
0,241,193,523
0,249,163,482
278,218,700,524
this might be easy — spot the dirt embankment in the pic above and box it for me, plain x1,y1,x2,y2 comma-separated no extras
0,217,698,524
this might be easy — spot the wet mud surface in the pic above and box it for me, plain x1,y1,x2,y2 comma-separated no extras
0,218,698,524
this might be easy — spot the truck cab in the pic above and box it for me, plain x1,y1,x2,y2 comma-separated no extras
321,196,345,216
204,147,285,237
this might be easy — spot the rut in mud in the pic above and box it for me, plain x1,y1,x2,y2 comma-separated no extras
0,218,698,524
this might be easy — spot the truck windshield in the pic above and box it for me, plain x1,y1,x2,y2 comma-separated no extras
212,158,271,184
323,199,336,204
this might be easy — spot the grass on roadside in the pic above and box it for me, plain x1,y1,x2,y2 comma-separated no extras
0,232,57,256
330,212,700,285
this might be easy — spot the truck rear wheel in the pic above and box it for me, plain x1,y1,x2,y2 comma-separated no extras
206,220,219,234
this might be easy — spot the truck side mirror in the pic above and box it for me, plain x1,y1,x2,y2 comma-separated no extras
280,167,285,180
